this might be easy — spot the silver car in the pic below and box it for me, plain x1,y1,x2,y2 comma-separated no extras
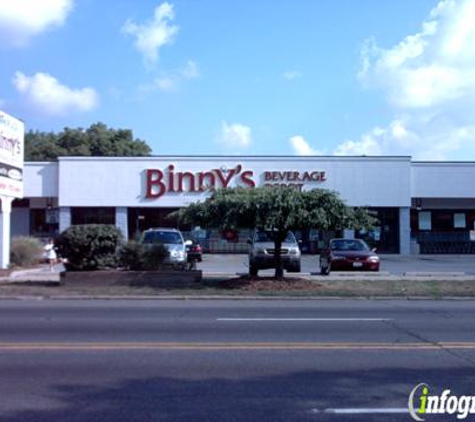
248,230,301,276
140,228,189,270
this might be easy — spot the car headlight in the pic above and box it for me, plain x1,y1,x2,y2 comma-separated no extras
256,248,266,255
368,256,380,262
289,247,300,255
171,250,185,258
332,255,345,260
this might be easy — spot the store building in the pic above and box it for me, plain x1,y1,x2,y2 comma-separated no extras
9,156,475,254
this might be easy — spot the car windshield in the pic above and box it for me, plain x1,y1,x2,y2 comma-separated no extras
255,231,296,243
142,231,183,245
330,239,370,252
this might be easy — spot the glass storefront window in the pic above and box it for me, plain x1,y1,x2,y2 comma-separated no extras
30,209,59,237
71,208,115,225
418,211,432,230
454,213,466,229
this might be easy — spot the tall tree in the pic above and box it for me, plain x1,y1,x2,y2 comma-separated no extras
174,186,377,279
25,122,152,160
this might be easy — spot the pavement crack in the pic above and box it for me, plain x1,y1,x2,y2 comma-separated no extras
382,318,475,367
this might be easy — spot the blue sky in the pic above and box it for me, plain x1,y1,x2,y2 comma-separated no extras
1,0,475,160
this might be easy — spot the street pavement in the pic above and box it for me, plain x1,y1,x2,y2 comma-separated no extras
197,253,475,275
0,299,475,421
2,254,474,283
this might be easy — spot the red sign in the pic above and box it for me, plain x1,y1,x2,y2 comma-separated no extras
146,165,255,198
145,165,327,199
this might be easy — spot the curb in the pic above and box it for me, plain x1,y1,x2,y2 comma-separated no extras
0,295,474,301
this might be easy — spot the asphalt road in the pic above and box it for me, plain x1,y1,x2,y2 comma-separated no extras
1,299,475,421
197,253,475,275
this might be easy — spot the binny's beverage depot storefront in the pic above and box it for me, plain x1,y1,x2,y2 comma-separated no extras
8,156,475,255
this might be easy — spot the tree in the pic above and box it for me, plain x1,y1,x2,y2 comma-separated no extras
25,122,152,161
174,186,377,279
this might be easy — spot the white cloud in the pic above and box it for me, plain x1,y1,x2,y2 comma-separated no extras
334,115,475,160
359,0,475,109
283,70,303,81
289,136,323,155
218,121,252,150
181,60,200,79
13,71,98,115
154,77,176,91
347,0,475,160
0,0,73,47
139,60,200,93
122,2,179,66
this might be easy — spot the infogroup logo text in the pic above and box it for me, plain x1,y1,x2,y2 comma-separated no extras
409,383,475,420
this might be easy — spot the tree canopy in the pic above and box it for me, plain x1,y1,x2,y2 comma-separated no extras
175,186,377,278
25,122,152,161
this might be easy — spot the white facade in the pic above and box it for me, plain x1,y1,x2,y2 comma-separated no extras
15,156,475,255
32,156,412,207
411,162,475,199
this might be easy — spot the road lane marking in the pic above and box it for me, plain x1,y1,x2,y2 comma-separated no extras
312,408,409,414
0,342,475,350
217,318,392,322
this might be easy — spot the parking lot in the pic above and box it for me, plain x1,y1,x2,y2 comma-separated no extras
197,254,475,276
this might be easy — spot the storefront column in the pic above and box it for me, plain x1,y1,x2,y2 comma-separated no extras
59,207,71,233
115,207,128,240
0,196,13,269
399,207,410,255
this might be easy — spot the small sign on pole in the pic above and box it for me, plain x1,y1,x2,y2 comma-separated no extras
0,110,24,198
0,109,24,269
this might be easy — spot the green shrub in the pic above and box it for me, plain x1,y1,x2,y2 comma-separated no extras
10,236,44,267
142,244,169,270
56,225,123,271
119,241,168,270
118,241,143,270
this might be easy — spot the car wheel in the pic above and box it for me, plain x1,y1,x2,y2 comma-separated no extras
249,264,258,277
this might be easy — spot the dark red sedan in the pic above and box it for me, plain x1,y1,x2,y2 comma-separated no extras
319,238,380,275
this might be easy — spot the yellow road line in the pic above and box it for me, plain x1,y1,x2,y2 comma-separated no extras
0,342,474,350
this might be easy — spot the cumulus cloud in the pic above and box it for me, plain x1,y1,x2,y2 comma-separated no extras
283,70,303,81
154,77,176,92
0,0,73,47
337,0,475,160
335,116,475,160
357,0,475,109
218,121,252,150
122,2,179,66
181,60,200,79
138,60,200,93
289,136,323,155
13,71,98,115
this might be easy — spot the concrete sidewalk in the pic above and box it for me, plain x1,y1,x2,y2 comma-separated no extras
0,265,62,283
2,266,475,284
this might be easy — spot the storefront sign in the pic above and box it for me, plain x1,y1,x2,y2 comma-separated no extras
0,110,24,198
145,165,327,199
146,165,255,198
263,170,326,190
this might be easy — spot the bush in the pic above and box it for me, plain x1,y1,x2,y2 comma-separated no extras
10,236,44,267
56,225,123,271
119,241,168,271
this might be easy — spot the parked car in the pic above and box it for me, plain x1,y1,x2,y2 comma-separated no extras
248,230,301,276
139,228,190,270
185,239,203,262
319,238,380,275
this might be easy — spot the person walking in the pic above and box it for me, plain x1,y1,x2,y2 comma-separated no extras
44,238,57,272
